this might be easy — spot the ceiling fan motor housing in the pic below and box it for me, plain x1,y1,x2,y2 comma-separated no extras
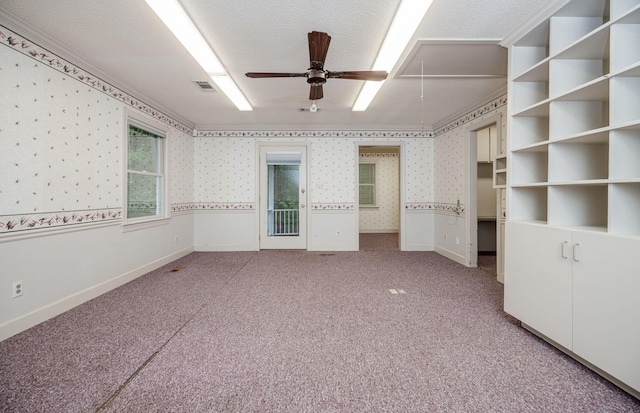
307,69,327,85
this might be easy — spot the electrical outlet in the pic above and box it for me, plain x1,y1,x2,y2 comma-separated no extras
336,230,341,237
174,235,179,243
455,237,460,245
13,280,23,298
444,234,448,240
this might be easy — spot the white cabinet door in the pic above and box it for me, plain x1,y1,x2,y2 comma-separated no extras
477,127,491,162
504,222,574,349
573,232,640,392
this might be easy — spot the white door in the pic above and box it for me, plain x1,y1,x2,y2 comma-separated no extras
259,146,307,249
504,221,573,349
572,232,640,392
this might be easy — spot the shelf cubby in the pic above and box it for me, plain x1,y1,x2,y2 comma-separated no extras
548,141,609,182
610,77,640,125
609,183,640,235
511,149,548,185
512,80,549,113
511,114,549,149
610,20,640,72
549,16,606,56
609,128,640,179
510,187,548,223
548,184,608,229
549,100,609,139
549,59,608,98
495,156,507,171
611,0,640,22
511,21,549,78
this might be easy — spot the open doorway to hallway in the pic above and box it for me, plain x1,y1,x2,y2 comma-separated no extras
357,145,401,250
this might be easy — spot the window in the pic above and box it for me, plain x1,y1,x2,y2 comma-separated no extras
359,163,376,206
126,120,167,222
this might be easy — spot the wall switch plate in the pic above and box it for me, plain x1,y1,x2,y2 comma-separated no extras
13,280,24,298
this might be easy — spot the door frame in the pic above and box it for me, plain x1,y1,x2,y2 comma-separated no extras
355,142,405,250
257,142,310,250
465,113,502,267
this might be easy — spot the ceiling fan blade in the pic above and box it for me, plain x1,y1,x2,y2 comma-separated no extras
245,72,307,78
309,84,323,100
308,31,331,70
326,70,388,81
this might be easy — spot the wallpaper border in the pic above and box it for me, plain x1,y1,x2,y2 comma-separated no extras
0,208,122,234
195,130,435,138
434,95,507,136
406,202,465,216
0,24,192,134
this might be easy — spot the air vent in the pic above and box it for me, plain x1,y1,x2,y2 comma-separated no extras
193,80,216,92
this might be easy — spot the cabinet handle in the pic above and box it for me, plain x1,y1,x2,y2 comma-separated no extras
561,241,569,259
573,243,580,262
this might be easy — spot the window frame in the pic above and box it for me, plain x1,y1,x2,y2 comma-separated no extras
358,161,377,208
122,110,170,232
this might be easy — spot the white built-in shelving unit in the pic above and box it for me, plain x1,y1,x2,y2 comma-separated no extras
504,0,640,398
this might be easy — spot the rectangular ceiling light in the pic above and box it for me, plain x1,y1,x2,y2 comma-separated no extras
353,0,434,111
146,0,252,111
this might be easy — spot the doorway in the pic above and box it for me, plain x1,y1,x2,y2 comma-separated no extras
259,145,308,249
467,116,501,274
357,144,402,250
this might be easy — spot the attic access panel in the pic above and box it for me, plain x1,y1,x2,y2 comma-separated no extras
397,40,508,78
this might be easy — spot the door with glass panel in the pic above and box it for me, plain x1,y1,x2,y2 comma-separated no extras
259,146,307,249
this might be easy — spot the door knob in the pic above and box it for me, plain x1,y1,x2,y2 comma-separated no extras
301,189,306,194
301,204,306,208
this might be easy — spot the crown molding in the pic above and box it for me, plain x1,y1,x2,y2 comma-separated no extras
500,0,571,47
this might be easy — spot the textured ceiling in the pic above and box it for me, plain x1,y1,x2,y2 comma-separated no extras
0,0,552,130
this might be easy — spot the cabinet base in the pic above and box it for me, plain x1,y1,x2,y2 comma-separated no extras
521,322,640,400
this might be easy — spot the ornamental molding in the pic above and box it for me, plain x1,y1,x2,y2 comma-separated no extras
0,208,122,233
195,130,435,138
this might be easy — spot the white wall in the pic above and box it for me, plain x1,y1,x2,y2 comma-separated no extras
0,36,194,341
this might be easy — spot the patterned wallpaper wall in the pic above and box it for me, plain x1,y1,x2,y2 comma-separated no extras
434,98,507,214
0,36,193,233
359,153,399,231
192,135,435,211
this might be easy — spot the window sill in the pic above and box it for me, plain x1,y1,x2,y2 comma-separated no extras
122,216,171,232
359,205,379,210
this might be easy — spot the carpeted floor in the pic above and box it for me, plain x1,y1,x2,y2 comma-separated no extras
1,242,639,412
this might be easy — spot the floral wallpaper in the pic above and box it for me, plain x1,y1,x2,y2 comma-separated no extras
0,30,194,234
192,134,436,212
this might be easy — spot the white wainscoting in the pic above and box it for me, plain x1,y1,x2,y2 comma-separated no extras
193,210,259,251
434,211,467,265
403,209,435,251
0,213,194,341
309,210,358,251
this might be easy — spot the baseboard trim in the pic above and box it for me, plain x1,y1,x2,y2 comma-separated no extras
194,244,258,252
0,247,194,342
403,244,435,251
435,246,466,266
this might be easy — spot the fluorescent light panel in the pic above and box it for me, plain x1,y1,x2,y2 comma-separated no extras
353,0,434,111
145,0,252,111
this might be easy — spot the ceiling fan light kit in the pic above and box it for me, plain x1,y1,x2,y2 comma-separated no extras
246,31,388,107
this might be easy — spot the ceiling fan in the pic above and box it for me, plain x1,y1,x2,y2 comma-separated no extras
245,31,387,108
